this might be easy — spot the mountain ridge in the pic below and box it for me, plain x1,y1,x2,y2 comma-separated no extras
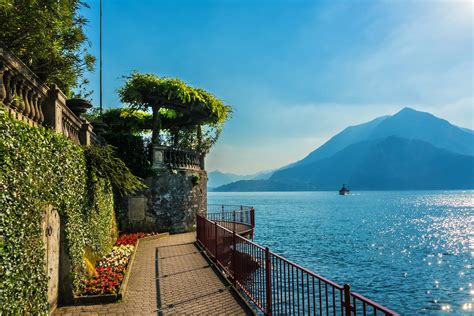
212,108,474,191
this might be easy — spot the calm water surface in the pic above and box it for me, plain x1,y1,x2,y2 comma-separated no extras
208,191,474,315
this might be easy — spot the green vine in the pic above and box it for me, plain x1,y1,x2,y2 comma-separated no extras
84,145,146,196
0,110,118,314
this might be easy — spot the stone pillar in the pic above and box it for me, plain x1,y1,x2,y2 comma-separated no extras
43,85,65,133
79,121,93,146
152,145,165,169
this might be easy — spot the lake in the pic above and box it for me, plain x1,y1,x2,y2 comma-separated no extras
208,191,473,315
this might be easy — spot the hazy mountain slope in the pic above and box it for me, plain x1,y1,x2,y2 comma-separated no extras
286,108,474,171
367,108,474,156
207,171,253,188
291,115,389,167
213,179,314,192
214,108,474,191
208,169,275,188
271,136,474,190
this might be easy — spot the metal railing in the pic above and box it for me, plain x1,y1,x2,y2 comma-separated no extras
206,204,254,233
196,210,399,316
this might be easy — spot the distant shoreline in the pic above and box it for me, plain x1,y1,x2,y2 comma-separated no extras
209,189,474,193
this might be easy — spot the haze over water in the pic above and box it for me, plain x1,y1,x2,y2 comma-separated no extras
208,191,474,315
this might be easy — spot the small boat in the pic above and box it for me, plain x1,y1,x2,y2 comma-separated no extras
339,184,350,195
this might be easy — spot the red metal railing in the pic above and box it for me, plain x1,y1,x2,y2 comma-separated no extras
196,209,399,316
206,204,254,234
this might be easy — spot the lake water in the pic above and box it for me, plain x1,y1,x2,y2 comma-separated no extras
208,191,474,315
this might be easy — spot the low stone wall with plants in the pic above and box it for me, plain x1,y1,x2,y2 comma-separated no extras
0,111,118,314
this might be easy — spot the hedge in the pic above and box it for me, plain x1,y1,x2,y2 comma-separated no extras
0,110,117,314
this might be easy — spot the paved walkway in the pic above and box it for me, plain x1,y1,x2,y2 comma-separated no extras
54,233,252,315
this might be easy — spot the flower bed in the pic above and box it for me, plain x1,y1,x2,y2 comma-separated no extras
80,233,157,296
81,245,134,295
115,232,153,246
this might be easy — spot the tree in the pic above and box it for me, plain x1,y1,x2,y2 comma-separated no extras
118,72,231,147
0,0,95,96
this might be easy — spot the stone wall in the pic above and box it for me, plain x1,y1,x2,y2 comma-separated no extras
120,168,207,233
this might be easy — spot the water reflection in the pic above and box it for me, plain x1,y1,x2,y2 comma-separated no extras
209,191,474,315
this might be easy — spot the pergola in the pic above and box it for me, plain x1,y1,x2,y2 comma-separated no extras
118,73,231,145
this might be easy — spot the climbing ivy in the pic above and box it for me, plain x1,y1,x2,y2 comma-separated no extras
0,110,117,314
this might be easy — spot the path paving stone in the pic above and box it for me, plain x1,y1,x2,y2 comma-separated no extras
54,232,252,315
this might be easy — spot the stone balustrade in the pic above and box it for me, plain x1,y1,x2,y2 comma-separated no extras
153,145,205,170
0,47,96,146
0,47,48,127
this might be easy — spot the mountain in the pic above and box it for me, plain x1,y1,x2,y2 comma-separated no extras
214,108,474,191
208,170,273,188
207,171,251,188
290,107,474,169
214,179,314,192
290,115,389,167
271,136,474,190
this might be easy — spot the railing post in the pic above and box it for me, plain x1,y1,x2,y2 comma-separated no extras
265,247,272,316
231,231,236,286
344,284,352,316
221,204,224,221
232,210,236,232
214,221,218,263
250,207,255,227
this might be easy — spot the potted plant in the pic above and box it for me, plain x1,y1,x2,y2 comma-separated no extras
67,78,93,117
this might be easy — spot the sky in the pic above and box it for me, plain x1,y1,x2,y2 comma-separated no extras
80,0,474,175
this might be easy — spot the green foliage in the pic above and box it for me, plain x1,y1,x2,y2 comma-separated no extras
91,108,152,135
118,72,232,146
164,124,221,154
84,176,118,263
0,0,95,96
84,145,146,196
118,72,231,124
86,108,155,179
190,173,201,186
102,132,154,179
0,111,116,314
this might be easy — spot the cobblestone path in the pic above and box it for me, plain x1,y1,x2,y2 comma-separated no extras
54,232,252,315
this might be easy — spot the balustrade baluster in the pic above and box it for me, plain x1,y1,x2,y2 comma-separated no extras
3,71,13,107
27,89,36,120
27,90,35,120
0,63,7,104
17,80,25,115
36,94,44,123
10,76,19,111
22,84,31,119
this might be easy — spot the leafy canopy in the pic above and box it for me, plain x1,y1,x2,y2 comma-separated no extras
0,0,95,96
118,72,232,126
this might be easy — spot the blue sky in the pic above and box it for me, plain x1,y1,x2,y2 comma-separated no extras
80,0,474,174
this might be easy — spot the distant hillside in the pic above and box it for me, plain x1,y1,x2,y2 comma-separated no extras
208,170,273,188
214,179,315,192
272,136,474,190
214,108,474,191
290,108,474,169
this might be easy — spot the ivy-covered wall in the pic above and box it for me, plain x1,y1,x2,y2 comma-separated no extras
0,110,117,314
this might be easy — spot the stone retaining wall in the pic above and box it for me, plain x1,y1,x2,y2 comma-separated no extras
120,168,207,233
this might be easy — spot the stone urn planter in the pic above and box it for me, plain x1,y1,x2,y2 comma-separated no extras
91,119,108,135
66,98,92,118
